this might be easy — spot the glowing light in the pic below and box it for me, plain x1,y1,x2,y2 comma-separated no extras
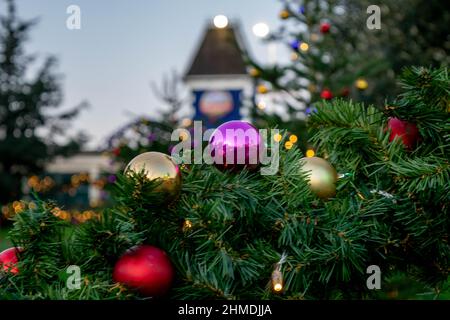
274,133,282,142
274,283,283,292
181,118,192,127
285,141,293,150
291,52,299,61
252,22,270,38
257,100,266,110
289,134,298,143
213,15,228,29
300,42,309,52
306,149,315,157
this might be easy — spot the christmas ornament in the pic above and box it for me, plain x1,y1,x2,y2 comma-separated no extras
387,117,419,149
279,9,290,19
299,5,306,15
0,247,20,274
113,245,174,297
300,156,337,199
112,147,121,157
340,87,350,97
124,152,182,201
320,22,331,34
320,89,333,100
355,78,368,90
257,84,268,94
208,120,264,171
290,39,300,51
249,67,260,77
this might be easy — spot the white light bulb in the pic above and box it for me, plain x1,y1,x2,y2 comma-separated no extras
213,15,228,29
252,22,270,38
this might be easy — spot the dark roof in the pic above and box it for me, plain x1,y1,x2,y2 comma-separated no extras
184,24,248,78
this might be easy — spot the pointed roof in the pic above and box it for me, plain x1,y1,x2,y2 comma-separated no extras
184,23,248,79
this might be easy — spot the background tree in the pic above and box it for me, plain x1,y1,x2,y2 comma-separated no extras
247,0,449,143
0,0,87,206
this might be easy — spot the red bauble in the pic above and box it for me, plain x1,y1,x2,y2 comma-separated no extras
320,22,331,34
0,247,20,274
112,147,121,157
320,89,333,100
340,87,350,97
113,245,174,297
387,117,419,149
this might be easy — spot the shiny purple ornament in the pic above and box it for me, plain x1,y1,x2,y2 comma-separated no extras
208,120,264,171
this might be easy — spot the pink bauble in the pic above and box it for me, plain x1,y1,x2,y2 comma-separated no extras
208,120,264,171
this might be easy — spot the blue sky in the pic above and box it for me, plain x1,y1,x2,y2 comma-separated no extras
10,0,284,149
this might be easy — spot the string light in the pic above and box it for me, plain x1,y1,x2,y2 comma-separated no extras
181,118,192,127
289,134,298,143
272,252,287,293
285,141,293,150
306,149,315,157
300,42,309,52
257,100,267,110
274,133,283,142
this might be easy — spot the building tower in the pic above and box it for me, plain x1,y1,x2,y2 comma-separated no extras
184,19,253,128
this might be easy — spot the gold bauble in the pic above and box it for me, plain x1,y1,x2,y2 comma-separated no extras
279,9,290,19
257,84,269,94
355,78,368,90
125,152,182,202
300,156,337,199
249,67,260,77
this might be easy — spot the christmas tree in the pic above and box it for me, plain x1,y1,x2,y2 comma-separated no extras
0,66,448,300
247,0,449,151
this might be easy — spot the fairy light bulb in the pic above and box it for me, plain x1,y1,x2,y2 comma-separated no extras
306,149,315,157
272,269,283,292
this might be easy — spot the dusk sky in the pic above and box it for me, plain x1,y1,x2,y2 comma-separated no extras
10,0,285,149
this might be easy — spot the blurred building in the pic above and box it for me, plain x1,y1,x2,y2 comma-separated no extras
184,20,253,128
41,151,117,210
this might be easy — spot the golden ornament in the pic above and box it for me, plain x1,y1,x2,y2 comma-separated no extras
125,152,182,202
300,156,337,199
355,78,368,90
249,67,261,77
279,9,290,19
257,84,269,94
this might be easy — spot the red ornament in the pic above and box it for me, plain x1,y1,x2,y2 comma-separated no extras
320,89,333,100
112,147,121,157
113,245,174,297
320,22,331,34
340,87,350,97
0,247,20,274
387,117,419,149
